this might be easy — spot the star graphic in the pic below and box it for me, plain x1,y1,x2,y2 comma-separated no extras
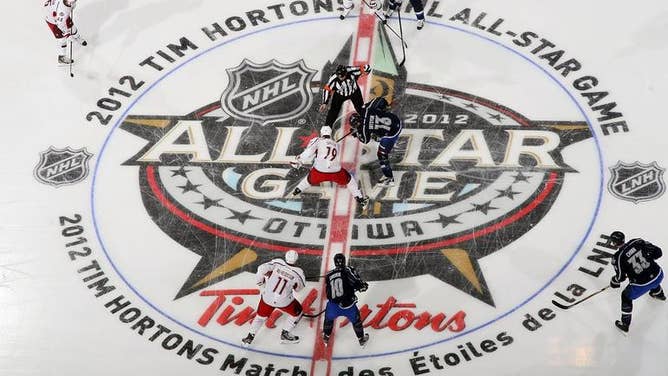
470,201,498,215
226,208,261,224
512,171,531,184
298,131,319,148
427,213,461,228
488,113,503,122
170,166,191,178
496,186,521,200
465,103,479,110
178,180,201,194
196,195,223,210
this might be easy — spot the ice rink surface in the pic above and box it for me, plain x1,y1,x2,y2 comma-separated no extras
1,1,667,375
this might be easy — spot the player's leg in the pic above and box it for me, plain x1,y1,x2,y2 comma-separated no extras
649,285,666,300
280,300,303,343
339,169,369,210
47,22,71,64
325,94,346,128
409,0,425,29
242,297,274,345
322,301,341,346
385,0,403,18
615,286,634,332
648,271,665,300
376,138,398,186
343,305,369,347
292,172,314,196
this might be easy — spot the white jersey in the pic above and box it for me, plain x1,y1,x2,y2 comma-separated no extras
256,258,306,308
296,137,342,173
44,0,73,32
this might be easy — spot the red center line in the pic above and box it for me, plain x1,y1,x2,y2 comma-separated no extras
309,8,377,376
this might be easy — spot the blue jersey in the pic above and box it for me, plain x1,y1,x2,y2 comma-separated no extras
357,97,402,144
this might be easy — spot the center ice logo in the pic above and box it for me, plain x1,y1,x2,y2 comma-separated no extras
119,40,592,309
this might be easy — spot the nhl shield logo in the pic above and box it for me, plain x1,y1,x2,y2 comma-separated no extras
34,146,93,187
608,161,666,203
220,59,317,125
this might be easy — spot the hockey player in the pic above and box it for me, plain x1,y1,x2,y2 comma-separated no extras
322,253,370,347
384,0,426,30
320,64,371,129
290,126,370,210
609,231,665,333
242,250,306,345
44,0,87,64
349,96,402,187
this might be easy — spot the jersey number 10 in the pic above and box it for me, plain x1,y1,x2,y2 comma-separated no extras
329,276,344,298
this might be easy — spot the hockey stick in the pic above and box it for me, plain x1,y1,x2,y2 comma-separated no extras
551,286,609,309
360,0,407,48
68,8,74,77
69,39,74,78
397,6,406,66
302,308,326,318
336,129,354,142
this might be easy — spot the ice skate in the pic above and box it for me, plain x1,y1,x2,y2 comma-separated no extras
58,55,73,64
649,290,666,301
241,333,254,346
322,333,330,347
292,187,302,196
281,330,300,344
358,333,369,347
356,196,370,211
339,5,354,20
417,19,425,30
377,176,395,187
614,320,629,333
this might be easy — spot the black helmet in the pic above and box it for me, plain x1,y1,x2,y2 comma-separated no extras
610,231,625,246
333,253,346,268
349,113,362,127
335,65,347,76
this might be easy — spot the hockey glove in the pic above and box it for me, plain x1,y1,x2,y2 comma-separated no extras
362,64,371,74
359,282,369,292
610,276,621,289
289,158,303,169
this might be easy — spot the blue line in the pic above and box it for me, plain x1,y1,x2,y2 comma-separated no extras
91,16,605,361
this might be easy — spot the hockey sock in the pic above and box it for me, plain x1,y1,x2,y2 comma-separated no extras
283,312,303,333
345,175,363,198
620,290,633,325
323,319,334,337
250,316,267,335
352,318,365,339
295,177,312,194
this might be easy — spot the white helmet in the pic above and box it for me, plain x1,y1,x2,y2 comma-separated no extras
285,250,299,265
320,126,332,138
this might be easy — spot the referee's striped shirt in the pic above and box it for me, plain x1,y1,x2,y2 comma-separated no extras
322,65,367,104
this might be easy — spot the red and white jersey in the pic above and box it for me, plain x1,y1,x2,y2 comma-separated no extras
297,137,341,173
256,258,306,308
44,0,74,32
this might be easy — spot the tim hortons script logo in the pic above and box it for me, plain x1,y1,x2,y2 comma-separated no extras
34,146,93,187
197,288,466,333
119,34,592,307
608,161,666,203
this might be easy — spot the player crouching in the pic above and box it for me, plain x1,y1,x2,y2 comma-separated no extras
242,250,306,346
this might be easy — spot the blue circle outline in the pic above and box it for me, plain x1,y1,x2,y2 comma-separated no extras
91,16,605,360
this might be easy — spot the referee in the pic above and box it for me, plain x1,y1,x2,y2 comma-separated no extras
319,64,371,128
